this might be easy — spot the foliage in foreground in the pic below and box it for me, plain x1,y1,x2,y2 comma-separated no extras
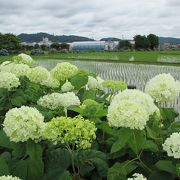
0,54,179,180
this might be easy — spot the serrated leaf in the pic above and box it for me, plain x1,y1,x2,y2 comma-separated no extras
69,69,89,90
107,161,138,180
26,141,42,160
155,160,176,174
11,95,27,106
128,130,146,155
144,140,159,152
0,129,12,149
45,148,71,170
0,157,9,176
27,158,44,180
149,171,174,180
111,128,133,154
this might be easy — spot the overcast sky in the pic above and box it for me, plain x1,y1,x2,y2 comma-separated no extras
0,0,180,39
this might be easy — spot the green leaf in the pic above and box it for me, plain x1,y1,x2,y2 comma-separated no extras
12,143,26,158
146,126,159,140
58,171,72,180
69,69,89,90
77,150,108,177
168,121,180,133
111,128,133,154
0,129,12,149
45,148,71,170
144,140,159,152
160,108,179,128
11,95,27,106
26,141,42,160
0,157,9,176
128,130,146,155
12,160,28,180
27,158,44,180
149,171,174,180
107,161,138,180
97,121,118,136
155,160,176,174
0,88,8,97
176,163,180,177
43,168,71,180
82,89,96,101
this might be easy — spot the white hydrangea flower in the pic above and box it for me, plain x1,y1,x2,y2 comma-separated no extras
162,132,180,159
3,106,45,142
0,62,30,77
0,61,11,66
61,80,74,92
112,89,158,116
27,66,49,83
0,175,22,180
51,62,78,81
87,76,104,90
16,53,35,65
37,93,62,110
37,92,80,110
40,75,60,88
145,73,179,103
107,99,149,130
59,92,81,108
127,173,147,180
0,72,20,90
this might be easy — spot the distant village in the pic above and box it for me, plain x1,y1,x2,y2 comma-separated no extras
21,37,180,51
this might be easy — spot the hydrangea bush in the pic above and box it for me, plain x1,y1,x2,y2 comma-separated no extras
0,54,179,180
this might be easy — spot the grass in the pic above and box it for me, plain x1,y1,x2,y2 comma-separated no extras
0,50,180,66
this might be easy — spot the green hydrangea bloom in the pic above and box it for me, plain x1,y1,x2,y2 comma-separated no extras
27,66,49,83
40,75,60,88
13,53,35,65
61,80,74,92
43,116,97,149
102,80,127,91
51,62,78,81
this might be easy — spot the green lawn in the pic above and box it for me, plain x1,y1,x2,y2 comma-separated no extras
0,51,180,65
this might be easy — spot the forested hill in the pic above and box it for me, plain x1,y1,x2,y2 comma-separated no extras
18,32,95,43
159,37,180,45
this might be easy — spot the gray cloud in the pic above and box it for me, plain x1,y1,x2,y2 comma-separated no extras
0,0,179,39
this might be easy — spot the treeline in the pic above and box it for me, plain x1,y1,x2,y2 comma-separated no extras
0,33,70,54
119,34,159,50
0,33,20,51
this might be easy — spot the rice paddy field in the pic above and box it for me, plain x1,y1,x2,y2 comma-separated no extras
37,59,180,115
34,50,180,64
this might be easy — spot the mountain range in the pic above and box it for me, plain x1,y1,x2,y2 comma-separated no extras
18,33,180,45
18,32,94,43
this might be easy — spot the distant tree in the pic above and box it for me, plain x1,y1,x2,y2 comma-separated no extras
60,43,70,50
118,40,132,50
40,45,47,51
34,44,40,49
147,34,159,50
134,35,150,50
50,42,60,50
0,33,20,50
